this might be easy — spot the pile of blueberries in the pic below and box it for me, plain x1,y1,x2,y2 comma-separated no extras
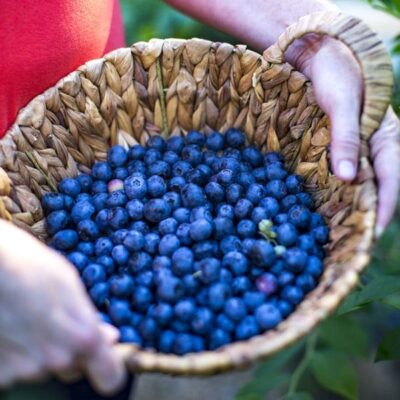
42,129,328,355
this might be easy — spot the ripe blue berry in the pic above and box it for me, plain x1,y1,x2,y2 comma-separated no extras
92,180,108,194
181,145,203,166
199,257,221,283
143,199,171,223
255,303,282,330
246,183,265,205
157,275,184,303
251,207,269,225
159,330,176,353
77,219,99,241
58,178,81,198
191,308,214,335
237,219,257,238
120,326,143,345
249,240,276,268
92,162,112,182
226,184,243,204
107,145,128,167
307,256,323,276
129,251,153,273
163,192,181,210
76,174,93,192
128,144,145,160
132,286,153,312
187,130,205,146
234,199,253,219
284,248,308,272
174,299,196,321
256,273,278,295
126,199,144,220
94,237,113,256
181,183,206,208
237,171,256,188
243,291,266,311
210,329,231,350
147,135,166,152
124,175,147,200
82,263,106,287
176,223,192,246
242,146,263,167
224,298,246,322
108,299,131,326
158,234,180,256
208,282,231,311
217,204,235,219
190,219,213,241
312,226,329,244
46,210,70,235
67,251,88,271
77,241,95,256
205,182,225,203
52,229,79,250
144,148,161,165
236,316,260,340
220,235,242,254
281,285,304,305
206,131,225,151
108,207,129,230
276,223,298,247
226,128,245,148
265,179,287,199
110,274,134,297
222,251,248,275
151,303,174,326
288,205,311,229
217,169,234,186
172,247,194,276
71,200,95,223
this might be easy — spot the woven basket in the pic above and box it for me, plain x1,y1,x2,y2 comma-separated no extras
0,11,393,375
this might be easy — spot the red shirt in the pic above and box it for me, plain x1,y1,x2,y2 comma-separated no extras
0,0,125,137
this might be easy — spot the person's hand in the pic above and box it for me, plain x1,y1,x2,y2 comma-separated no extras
0,220,126,393
291,36,400,236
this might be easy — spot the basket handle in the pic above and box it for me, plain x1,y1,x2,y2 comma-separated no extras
262,11,393,140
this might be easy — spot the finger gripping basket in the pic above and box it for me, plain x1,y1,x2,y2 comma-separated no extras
0,12,393,374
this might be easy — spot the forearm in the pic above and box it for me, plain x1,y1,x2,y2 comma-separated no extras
164,0,338,66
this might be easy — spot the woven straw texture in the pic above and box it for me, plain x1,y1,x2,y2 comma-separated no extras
0,11,394,375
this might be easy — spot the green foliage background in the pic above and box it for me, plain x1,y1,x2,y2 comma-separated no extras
2,1,400,399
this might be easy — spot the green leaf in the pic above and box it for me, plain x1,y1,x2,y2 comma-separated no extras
310,351,358,400
319,316,369,358
375,327,400,361
235,373,290,400
337,276,400,314
285,392,313,400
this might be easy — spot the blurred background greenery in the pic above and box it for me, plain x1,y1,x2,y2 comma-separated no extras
2,0,400,399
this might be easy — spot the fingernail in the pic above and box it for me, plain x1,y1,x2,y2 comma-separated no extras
375,225,384,239
338,160,356,180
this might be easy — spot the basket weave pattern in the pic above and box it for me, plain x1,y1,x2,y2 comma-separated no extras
0,12,393,374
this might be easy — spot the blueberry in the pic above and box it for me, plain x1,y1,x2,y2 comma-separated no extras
71,200,95,223
67,251,88,271
173,207,191,223
147,135,166,152
208,282,231,311
127,160,146,175
306,256,323,276
210,329,231,350
144,148,161,165
226,184,243,204
217,204,234,219
220,235,242,254
259,197,280,217
76,193,91,203
63,195,74,211
148,160,170,178
264,152,283,165
224,298,246,321
237,172,256,188
213,217,235,239
114,167,129,180
120,326,143,345
191,308,214,335
138,317,159,341
241,145,262,166
199,257,221,283
108,207,129,230
277,271,295,287
158,234,180,256
107,145,128,167
108,299,131,326
163,150,180,165
284,248,308,272
266,162,288,180
217,169,234,186
203,150,217,167
241,238,256,256
157,275,184,303
128,144,146,160
219,157,241,174
296,273,316,293
205,182,225,203
246,183,265,205
89,282,110,306
277,300,293,318
234,199,254,219
181,183,206,208
58,178,81,197
186,130,205,146
124,175,147,199
52,230,79,250
216,313,235,333
111,245,129,265
94,237,113,256
95,209,110,230
274,213,288,225
171,247,194,276
181,145,203,166
129,220,150,234
169,176,187,192
249,240,276,267
96,255,115,274
232,276,251,295
286,174,303,194
235,316,260,340
92,162,112,181
172,160,192,177
82,263,106,287
174,299,196,321
281,195,298,212
190,219,213,241
143,199,171,223
151,303,174,326
253,167,267,183
172,333,194,355
77,219,99,241
176,223,192,246
123,230,144,252
46,210,70,235
135,270,154,287
250,207,268,225
312,226,329,244
76,174,93,192
192,240,219,260
256,273,278,295
91,180,108,194
297,234,316,253
276,223,298,247
255,303,282,330
129,251,153,273
296,192,314,208
77,241,95,256
243,291,266,311
288,205,311,229
162,191,181,210
132,286,153,312
226,128,245,148
265,180,287,200
182,274,200,295
281,285,304,305
159,330,176,353
126,199,144,220
142,233,160,254
153,256,172,272
224,147,242,160
222,251,248,275
106,190,127,207
92,193,108,211
310,212,325,228
237,219,257,238
206,131,225,151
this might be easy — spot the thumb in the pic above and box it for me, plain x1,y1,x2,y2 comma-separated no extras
329,105,360,181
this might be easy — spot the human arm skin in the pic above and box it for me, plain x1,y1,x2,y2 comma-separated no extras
165,0,400,235
0,220,126,393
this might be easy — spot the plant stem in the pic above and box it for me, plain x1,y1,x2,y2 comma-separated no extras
286,331,318,396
